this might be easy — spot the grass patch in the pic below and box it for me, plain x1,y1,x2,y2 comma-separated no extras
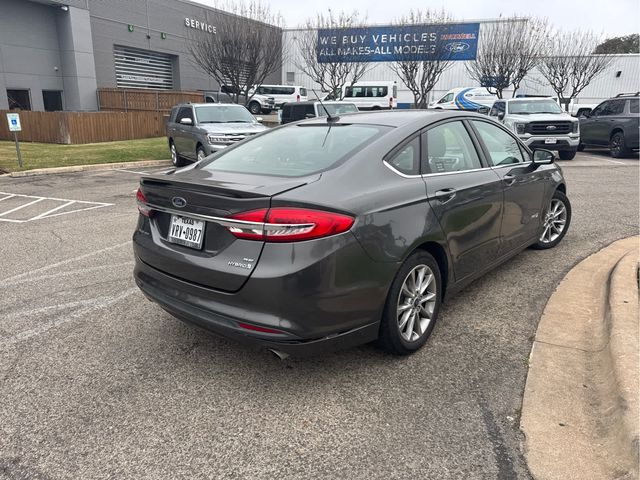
0,137,169,172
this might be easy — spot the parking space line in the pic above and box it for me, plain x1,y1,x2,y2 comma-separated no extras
0,198,45,217
0,194,15,202
605,159,626,165
34,203,109,220
29,200,75,220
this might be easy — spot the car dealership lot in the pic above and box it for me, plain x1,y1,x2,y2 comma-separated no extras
0,154,638,480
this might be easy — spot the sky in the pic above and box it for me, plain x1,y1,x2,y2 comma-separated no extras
195,0,640,37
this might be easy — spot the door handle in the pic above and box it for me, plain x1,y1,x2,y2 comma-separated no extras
433,188,457,202
503,174,516,186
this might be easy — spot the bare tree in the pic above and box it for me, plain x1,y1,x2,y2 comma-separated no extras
295,10,370,98
538,30,613,110
187,1,284,104
466,16,549,98
391,9,454,109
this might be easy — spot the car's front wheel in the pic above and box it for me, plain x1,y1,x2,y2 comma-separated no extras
248,101,261,115
170,141,187,167
531,190,571,250
378,251,442,355
558,148,577,160
610,131,631,158
196,146,207,162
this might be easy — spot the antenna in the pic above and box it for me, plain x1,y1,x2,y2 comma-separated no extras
311,89,339,123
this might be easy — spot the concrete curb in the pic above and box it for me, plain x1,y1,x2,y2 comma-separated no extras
520,236,639,480
2,159,172,178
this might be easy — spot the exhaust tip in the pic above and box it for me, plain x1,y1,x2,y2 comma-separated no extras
269,349,289,361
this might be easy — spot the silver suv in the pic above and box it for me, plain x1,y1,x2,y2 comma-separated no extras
167,103,267,167
489,97,580,160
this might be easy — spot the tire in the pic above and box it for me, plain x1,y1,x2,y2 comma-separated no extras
378,251,442,355
248,101,261,115
170,141,188,167
577,143,585,152
609,131,631,158
558,148,577,160
196,145,207,162
531,190,571,250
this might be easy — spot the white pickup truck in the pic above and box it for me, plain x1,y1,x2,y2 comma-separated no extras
488,97,580,160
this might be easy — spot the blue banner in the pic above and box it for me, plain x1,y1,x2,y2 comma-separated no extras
317,23,479,63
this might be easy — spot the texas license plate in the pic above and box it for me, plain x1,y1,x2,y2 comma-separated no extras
168,215,205,249
545,138,557,144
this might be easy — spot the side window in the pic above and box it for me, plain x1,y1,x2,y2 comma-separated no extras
422,121,482,174
386,137,420,175
630,99,639,114
177,107,193,123
438,93,454,103
489,102,504,116
300,87,307,97
607,99,626,115
472,121,526,166
591,101,608,117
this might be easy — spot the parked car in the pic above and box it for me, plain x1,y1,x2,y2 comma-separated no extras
166,103,267,166
280,101,359,124
204,87,276,115
578,93,639,158
488,97,580,160
429,87,498,111
342,81,398,109
135,110,571,357
249,85,308,110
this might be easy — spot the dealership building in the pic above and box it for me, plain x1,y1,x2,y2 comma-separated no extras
1,0,638,112
0,0,282,111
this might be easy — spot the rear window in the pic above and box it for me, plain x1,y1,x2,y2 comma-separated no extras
630,99,639,114
201,124,390,177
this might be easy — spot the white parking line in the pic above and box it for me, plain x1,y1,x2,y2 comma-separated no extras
0,191,113,223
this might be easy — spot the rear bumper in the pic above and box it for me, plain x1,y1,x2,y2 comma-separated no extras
133,231,397,356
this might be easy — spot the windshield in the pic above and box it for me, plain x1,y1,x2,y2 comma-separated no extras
201,124,390,177
508,100,562,114
318,104,359,116
194,105,256,123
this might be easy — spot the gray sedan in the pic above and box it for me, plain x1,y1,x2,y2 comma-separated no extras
134,110,571,356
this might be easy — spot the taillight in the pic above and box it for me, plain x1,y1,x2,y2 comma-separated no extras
226,207,354,242
296,94,300,102
136,187,152,217
389,97,393,109
238,322,284,334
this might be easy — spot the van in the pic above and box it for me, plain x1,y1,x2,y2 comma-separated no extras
430,87,497,111
342,81,397,110
250,85,308,109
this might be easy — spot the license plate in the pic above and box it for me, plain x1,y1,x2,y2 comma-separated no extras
545,138,557,144
168,215,205,249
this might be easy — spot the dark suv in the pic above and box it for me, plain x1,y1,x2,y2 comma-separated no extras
579,93,639,158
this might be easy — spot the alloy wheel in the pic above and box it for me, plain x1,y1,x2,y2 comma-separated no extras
610,134,622,157
171,144,177,165
397,265,437,342
540,199,567,244
197,149,206,162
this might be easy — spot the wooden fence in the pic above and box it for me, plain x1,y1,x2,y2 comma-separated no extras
0,110,168,144
98,88,204,112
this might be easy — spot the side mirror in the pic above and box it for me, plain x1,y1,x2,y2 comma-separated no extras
532,149,555,165
256,116,263,123
579,111,591,118
477,106,490,115
305,113,315,118
179,117,192,125
497,111,505,121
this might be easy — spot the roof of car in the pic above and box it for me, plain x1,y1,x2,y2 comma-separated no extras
285,100,356,106
178,103,245,108
299,109,487,127
504,97,556,102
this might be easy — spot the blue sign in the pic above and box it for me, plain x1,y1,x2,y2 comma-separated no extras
317,23,479,63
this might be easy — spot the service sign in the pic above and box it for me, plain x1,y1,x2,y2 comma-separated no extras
6,113,21,132
317,23,479,63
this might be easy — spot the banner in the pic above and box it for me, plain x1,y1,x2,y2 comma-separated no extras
317,23,479,63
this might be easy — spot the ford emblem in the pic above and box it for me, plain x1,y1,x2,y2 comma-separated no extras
445,42,470,53
546,125,557,131
172,197,187,208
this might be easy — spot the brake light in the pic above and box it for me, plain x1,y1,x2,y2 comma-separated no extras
226,207,354,242
136,187,152,217
296,94,300,102
389,97,393,109
238,322,284,334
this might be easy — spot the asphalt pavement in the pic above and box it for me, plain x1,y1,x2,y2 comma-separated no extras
0,152,638,480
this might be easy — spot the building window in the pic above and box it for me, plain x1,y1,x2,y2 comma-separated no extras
43,91,63,111
7,89,31,110
286,72,295,84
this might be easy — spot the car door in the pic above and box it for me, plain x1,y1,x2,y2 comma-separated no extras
489,101,506,122
174,106,196,158
470,119,548,255
581,101,608,146
600,99,627,142
421,120,504,281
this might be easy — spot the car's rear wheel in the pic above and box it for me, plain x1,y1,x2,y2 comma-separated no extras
196,146,207,162
248,101,261,115
610,132,631,158
170,141,187,167
378,251,441,355
558,148,577,160
531,190,571,250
